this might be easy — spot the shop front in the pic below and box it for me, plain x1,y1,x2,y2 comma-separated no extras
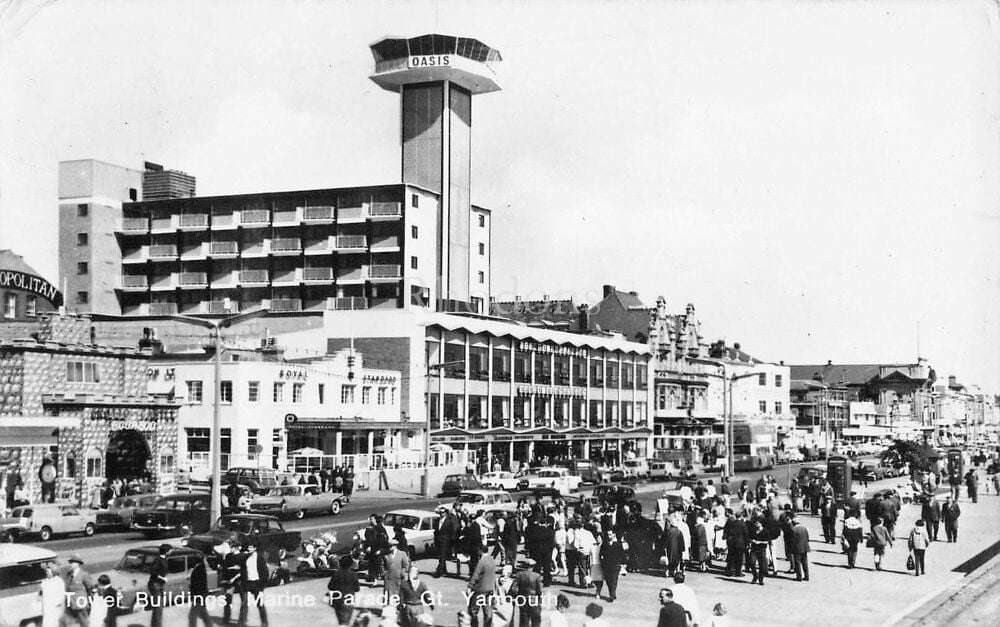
284,416,420,471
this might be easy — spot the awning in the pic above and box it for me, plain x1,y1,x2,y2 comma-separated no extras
0,426,58,446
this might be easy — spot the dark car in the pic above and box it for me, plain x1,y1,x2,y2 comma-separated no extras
591,483,635,507
95,493,161,530
131,494,212,538
182,514,301,565
440,474,482,497
221,467,278,495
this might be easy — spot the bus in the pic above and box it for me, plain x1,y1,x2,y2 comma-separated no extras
732,421,777,471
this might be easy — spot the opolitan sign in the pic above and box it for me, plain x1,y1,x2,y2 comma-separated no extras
408,54,451,68
0,270,63,306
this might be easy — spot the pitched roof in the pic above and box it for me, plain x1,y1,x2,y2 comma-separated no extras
611,290,644,309
788,364,881,386
0,249,43,276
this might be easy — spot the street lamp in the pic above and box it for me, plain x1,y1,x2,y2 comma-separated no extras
689,358,762,477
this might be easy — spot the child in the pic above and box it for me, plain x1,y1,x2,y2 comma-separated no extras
709,602,729,627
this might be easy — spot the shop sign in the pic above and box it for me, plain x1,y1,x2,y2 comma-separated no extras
279,369,307,381
110,419,157,431
0,270,63,306
146,368,175,380
408,54,450,68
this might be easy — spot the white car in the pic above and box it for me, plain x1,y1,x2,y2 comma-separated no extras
479,471,520,491
379,510,440,559
454,490,517,513
623,459,650,479
526,467,582,495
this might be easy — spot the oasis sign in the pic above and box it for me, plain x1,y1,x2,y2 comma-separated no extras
408,54,451,68
0,270,63,306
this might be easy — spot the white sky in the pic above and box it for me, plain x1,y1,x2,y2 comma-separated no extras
1,0,998,390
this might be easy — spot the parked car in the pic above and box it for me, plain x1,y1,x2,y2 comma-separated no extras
601,467,626,483
221,467,279,495
0,504,96,542
250,484,346,519
526,468,582,496
131,494,212,538
105,545,219,613
440,474,482,497
94,493,161,530
479,471,520,491
591,483,635,507
778,448,804,464
0,544,58,626
649,461,673,481
454,490,517,513
384,510,440,559
623,458,650,479
555,460,604,485
516,468,543,491
182,514,301,565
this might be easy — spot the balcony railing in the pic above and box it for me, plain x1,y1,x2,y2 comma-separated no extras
180,245,206,259
302,206,335,220
121,217,148,232
178,272,207,286
179,214,209,227
239,270,269,284
269,298,302,312
327,297,368,310
273,210,298,224
369,202,402,217
368,264,401,279
335,235,367,249
212,214,235,228
149,245,177,259
210,241,238,255
270,238,302,252
271,270,299,284
150,303,178,315
205,300,240,314
302,267,333,281
241,209,269,224
121,275,148,288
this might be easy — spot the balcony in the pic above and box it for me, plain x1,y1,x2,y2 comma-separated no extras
209,241,238,257
180,244,207,260
368,264,401,280
241,243,267,258
178,272,208,287
210,271,237,288
369,297,398,309
119,275,148,290
211,214,236,230
120,217,148,233
122,248,147,264
333,235,367,251
338,206,365,222
149,245,177,260
337,267,365,283
303,239,329,255
150,217,175,232
273,209,299,225
302,267,333,282
327,297,368,310
268,298,302,312
204,300,240,314
239,269,269,285
369,202,402,218
240,209,270,226
302,206,335,221
270,238,302,254
149,302,178,315
271,269,299,285
149,276,174,291
178,214,209,229
370,235,400,251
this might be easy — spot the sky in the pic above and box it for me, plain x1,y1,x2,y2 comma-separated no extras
1,0,998,391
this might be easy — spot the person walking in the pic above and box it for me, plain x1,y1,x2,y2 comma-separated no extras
147,545,169,627
668,572,701,627
692,513,710,572
942,496,961,543
842,516,864,569
748,519,770,585
907,519,931,576
660,518,685,577
921,495,941,541
398,564,434,627
39,562,65,627
327,554,360,625
656,588,688,627
434,507,457,577
722,509,748,577
964,470,979,503
239,540,270,627
216,541,243,625
511,558,543,627
382,538,410,603
63,555,95,627
598,530,626,602
467,545,496,627
820,495,836,544
869,517,893,570
187,555,211,627
364,514,388,583
790,516,811,582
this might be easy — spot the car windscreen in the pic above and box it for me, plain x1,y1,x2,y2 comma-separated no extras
116,551,158,573
382,514,419,529
217,517,254,533
538,471,561,478
266,487,299,497
155,499,201,510
455,494,484,503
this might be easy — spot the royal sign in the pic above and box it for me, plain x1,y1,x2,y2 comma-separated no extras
408,54,451,68
0,270,63,306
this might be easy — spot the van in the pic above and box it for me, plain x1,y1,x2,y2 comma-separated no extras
0,544,58,626
649,461,673,481
623,458,650,479
0,504,97,541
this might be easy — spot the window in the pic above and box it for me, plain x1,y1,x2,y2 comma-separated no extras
273,382,284,402
221,429,231,470
759,400,767,414
775,402,783,414
411,193,419,207
758,373,767,386
3,294,14,319
478,214,485,227
25,296,36,318
248,381,259,403
129,188,138,201
247,429,259,458
220,381,233,403
186,380,203,403
377,387,387,405
775,374,783,387
77,262,88,275
292,383,304,403
411,225,418,238
77,203,88,217
341,385,355,404
478,242,485,255
317,383,325,404
67,361,101,383
411,256,418,270
76,233,88,246
159,447,174,475
362,387,371,404
478,271,485,284
186,428,210,453
76,291,88,304
85,448,103,478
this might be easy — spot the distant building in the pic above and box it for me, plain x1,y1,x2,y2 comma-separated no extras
142,161,196,200
0,249,61,332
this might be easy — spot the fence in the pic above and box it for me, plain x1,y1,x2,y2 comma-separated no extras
183,449,476,475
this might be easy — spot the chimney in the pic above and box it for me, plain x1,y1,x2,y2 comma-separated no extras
603,285,615,298
948,375,957,386
733,342,740,351
628,291,638,297
827,359,833,366
577,304,591,332
779,360,784,366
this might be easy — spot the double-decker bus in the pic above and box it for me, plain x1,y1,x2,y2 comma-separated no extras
732,420,777,471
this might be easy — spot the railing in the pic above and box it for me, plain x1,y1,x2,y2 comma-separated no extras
302,206,335,220
239,269,269,284
210,241,238,255
335,235,367,249
179,214,209,227
270,299,302,312
205,300,240,314
182,450,477,476
178,272,208,286
369,202,402,217
121,217,148,232
149,245,177,258
338,206,364,221
270,238,302,252
241,209,269,224
122,275,148,288
370,235,399,248
368,264,401,278
302,267,333,281
150,218,173,231
327,297,368,310
150,302,178,315
180,245,206,259
273,210,298,224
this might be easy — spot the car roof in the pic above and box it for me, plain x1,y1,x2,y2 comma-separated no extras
458,490,505,496
123,545,201,557
0,544,58,566
159,493,209,501
13,502,73,510
387,509,437,517
219,513,280,521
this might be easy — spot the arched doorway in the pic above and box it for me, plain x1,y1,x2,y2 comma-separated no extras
106,430,151,480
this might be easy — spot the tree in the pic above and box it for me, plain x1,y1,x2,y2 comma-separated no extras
880,440,937,473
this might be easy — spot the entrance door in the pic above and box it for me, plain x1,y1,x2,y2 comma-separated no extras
106,429,151,480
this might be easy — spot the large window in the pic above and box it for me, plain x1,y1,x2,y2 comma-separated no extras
534,353,551,385
186,428,210,454
636,364,648,389
3,294,14,319
247,429,259,461
248,381,259,403
273,382,284,402
443,394,463,428
775,402,783,414
67,361,101,383
85,448,103,478
469,347,488,380
775,374,783,388
25,296,36,318
554,356,570,385
606,359,619,387
443,344,464,378
589,359,604,387
341,385,355,404
220,381,233,403
362,387,371,404
377,387,387,405
186,380,203,403
759,401,767,414
293,383,304,403
492,349,510,382
514,353,530,383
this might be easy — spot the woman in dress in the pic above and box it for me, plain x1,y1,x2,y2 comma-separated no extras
692,512,711,572
589,529,604,598
491,564,516,627
38,562,65,627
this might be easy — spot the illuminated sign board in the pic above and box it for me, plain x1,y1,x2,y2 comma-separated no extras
0,270,63,306
408,54,451,68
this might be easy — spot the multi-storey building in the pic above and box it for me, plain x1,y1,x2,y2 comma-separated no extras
0,249,61,332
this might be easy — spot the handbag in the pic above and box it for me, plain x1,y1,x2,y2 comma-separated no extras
865,535,875,548
906,553,916,571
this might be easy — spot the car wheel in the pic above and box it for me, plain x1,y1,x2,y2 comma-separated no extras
295,509,305,520
330,500,341,515
39,526,52,541
83,523,95,537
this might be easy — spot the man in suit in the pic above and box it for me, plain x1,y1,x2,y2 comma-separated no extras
147,545,169,627
921,495,941,541
187,554,211,627
599,530,626,602
94,574,121,627
239,540,270,627
382,538,411,603
882,493,899,538
843,491,863,521
722,509,748,577
512,558,544,627
434,507,458,577
659,518,685,577
467,547,496,627
942,496,961,542
656,588,689,627
327,554,360,626
865,493,886,531
790,516,811,581
365,514,389,583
